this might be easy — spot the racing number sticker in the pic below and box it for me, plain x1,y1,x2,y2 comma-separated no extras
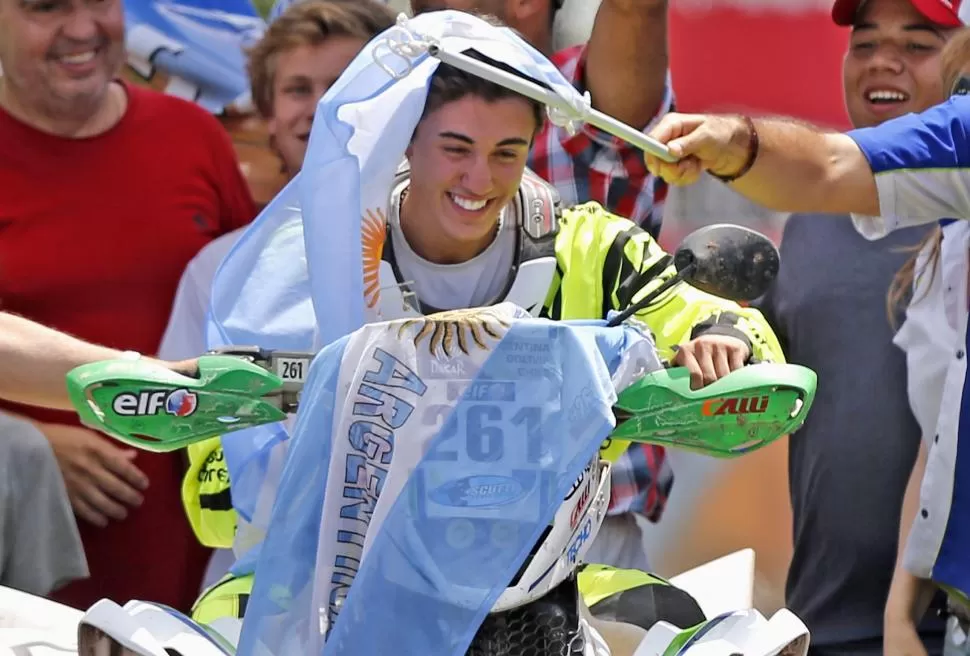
423,402,543,464
275,357,309,383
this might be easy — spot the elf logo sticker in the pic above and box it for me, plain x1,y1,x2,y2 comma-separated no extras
112,389,198,417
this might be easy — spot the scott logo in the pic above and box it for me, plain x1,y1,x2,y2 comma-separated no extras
701,395,769,417
112,388,198,418
429,475,526,509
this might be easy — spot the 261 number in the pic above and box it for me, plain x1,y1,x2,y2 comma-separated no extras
424,404,543,464
278,359,306,382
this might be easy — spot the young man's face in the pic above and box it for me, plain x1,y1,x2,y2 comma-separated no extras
269,36,368,177
843,0,954,128
404,94,535,260
0,0,125,117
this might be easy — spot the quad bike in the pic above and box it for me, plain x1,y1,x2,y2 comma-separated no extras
67,225,811,461
0,342,816,656
0,226,817,656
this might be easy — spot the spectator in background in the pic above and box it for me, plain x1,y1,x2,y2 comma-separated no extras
409,0,675,573
159,0,396,373
888,26,970,656
0,0,256,612
157,0,397,591
750,0,961,653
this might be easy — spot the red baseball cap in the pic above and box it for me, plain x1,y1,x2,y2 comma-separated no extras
832,0,968,26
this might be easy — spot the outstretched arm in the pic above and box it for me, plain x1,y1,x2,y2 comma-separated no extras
586,0,670,128
884,441,935,656
645,97,970,235
0,312,195,411
645,113,878,215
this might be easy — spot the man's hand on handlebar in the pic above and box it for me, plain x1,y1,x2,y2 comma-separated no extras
672,334,751,390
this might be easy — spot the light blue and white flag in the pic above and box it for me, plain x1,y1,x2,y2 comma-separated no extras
235,303,662,656
205,10,592,556
125,0,266,113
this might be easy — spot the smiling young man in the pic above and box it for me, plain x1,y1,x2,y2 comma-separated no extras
185,49,786,631
390,55,777,379
410,0,673,236
389,60,786,577
408,0,678,575
839,0,955,126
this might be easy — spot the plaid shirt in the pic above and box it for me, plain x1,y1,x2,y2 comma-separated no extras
527,45,675,522
528,44,675,239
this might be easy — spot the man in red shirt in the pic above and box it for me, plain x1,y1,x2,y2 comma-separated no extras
0,0,256,611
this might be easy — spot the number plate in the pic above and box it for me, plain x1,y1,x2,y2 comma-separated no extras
274,356,310,383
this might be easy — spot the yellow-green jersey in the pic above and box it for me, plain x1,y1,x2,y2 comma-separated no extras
547,202,783,469
180,200,783,551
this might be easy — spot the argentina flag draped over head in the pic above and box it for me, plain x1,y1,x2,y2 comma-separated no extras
235,303,664,656
125,0,265,113
205,9,595,555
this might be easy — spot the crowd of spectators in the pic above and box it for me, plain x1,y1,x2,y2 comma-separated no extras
0,0,966,654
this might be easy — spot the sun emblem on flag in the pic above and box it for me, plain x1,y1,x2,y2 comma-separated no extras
361,209,387,308
396,307,512,357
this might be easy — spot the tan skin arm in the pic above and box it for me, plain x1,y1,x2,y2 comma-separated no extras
0,312,195,411
644,114,881,216
884,440,937,656
585,0,670,128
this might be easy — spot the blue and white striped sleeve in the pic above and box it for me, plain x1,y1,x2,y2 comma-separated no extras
847,95,970,240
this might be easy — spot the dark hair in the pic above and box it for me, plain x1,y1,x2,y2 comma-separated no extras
886,28,970,326
419,49,548,135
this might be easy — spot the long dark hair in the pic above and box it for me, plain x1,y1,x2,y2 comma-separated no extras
887,27,970,326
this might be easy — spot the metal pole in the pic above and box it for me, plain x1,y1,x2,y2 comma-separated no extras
428,44,678,163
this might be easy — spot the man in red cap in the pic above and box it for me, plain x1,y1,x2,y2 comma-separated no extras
831,0,964,129
743,0,963,655
833,0,969,28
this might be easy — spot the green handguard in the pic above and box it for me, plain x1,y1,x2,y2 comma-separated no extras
66,353,816,460
66,355,288,452
611,362,816,458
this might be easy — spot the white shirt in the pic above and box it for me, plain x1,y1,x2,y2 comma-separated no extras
388,182,516,311
844,98,970,594
157,227,246,591
157,228,245,360
845,96,970,240
894,220,969,579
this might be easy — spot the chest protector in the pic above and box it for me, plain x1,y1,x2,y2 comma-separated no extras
377,163,560,319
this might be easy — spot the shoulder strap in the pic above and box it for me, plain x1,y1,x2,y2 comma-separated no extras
517,168,560,236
